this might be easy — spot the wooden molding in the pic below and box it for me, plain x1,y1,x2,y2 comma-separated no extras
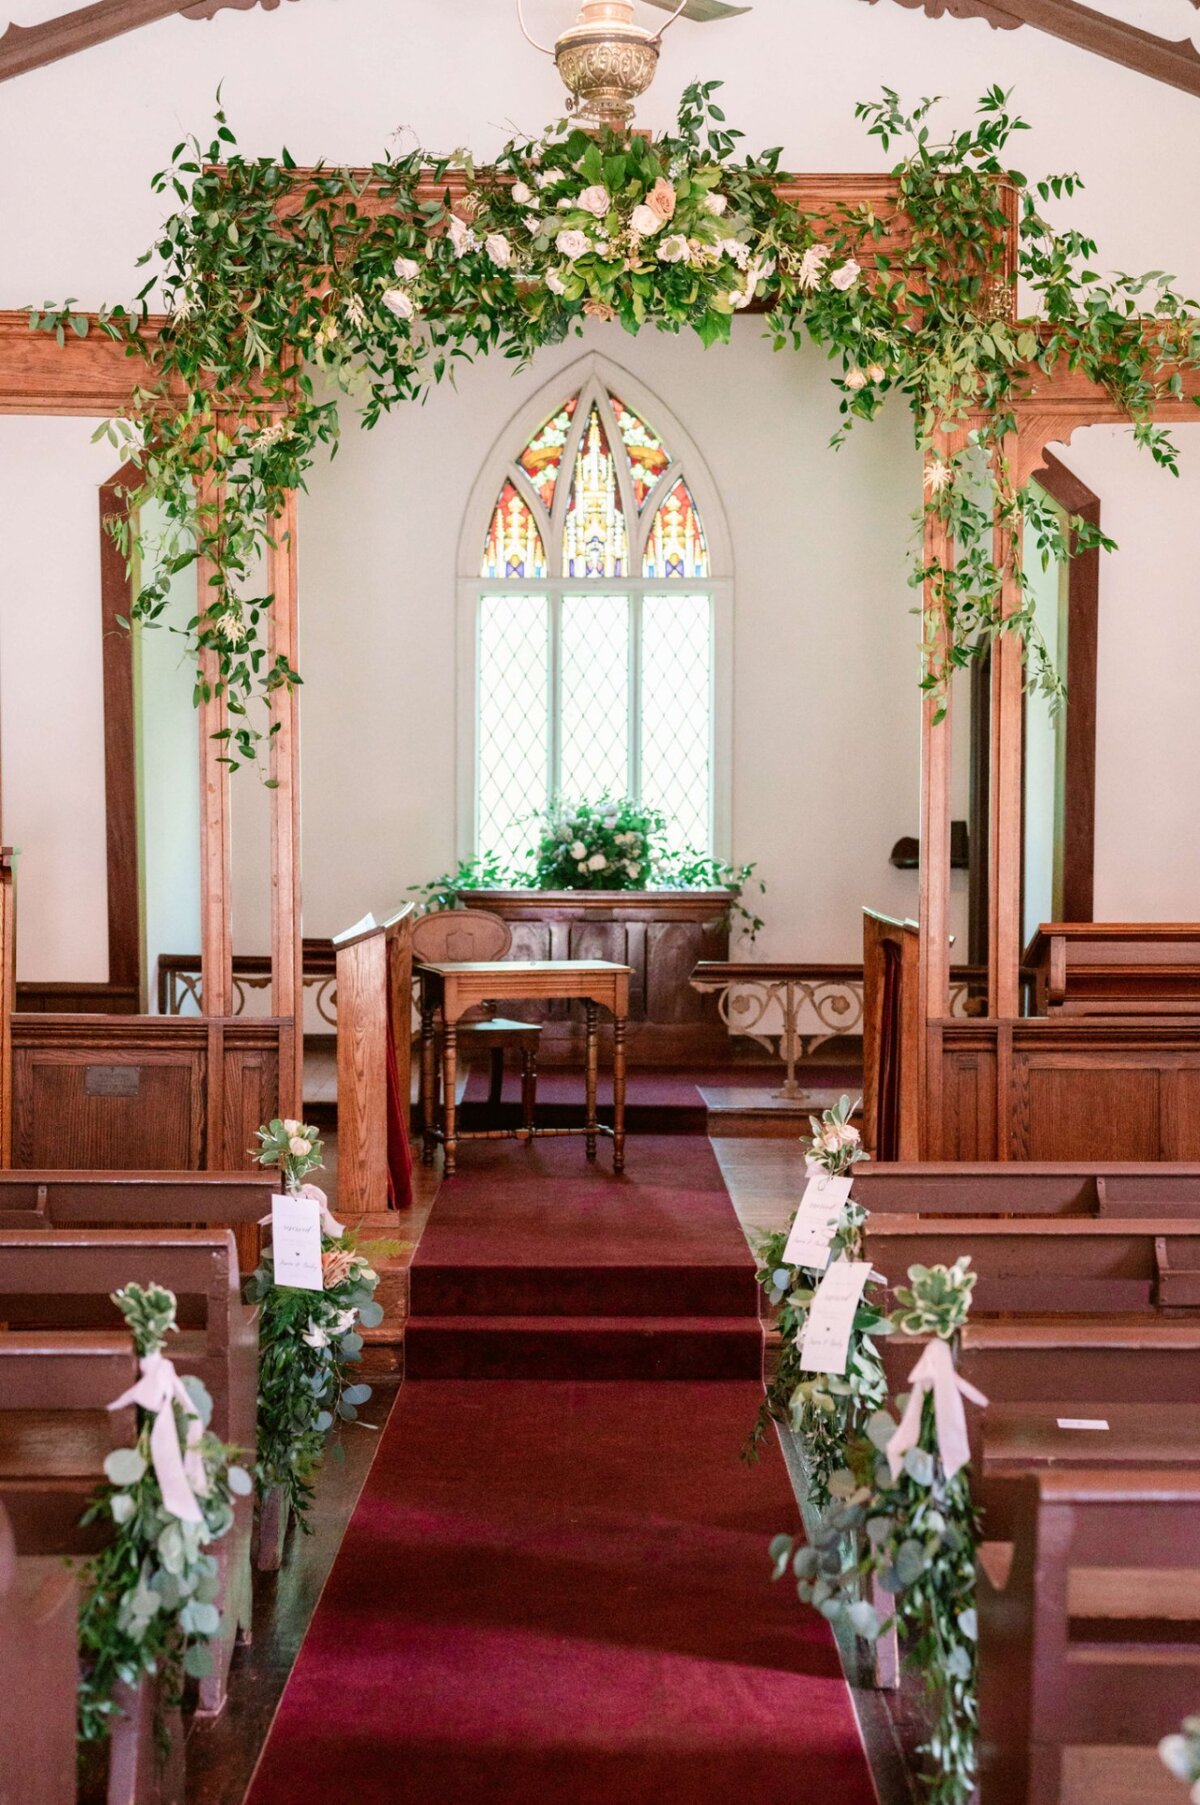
0,0,302,84
864,0,1200,99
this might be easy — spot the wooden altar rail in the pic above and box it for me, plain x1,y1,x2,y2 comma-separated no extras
335,906,414,1215
1025,921,1200,1015
157,939,338,1023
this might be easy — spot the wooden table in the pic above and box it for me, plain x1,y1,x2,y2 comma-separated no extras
416,960,632,1177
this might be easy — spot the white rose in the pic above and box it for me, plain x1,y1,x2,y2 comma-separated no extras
569,840,587,859
704,192,729,216
524,213,542,234
282,1120,301,1135
382,287,416,321
587,852,608,871
625,860,640,876
630,203,663,237
393,255,421,282
536,170,557,189
845,367,868,391
829,259,860,290
867,361,886,383
578,184,611,217
556,229,590,260
546,268,568,295
512,180,533,206
730,288,752,311
577,861,589,873
485,233,513,269
658,233,690,264
289,1135,313,1157
448,214,479,258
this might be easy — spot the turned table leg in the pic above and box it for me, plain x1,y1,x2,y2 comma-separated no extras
420,1003,437,1165
442,1020,459,1178
612,1013,627,1173
521,1047,538,1142
584,1000,599,1161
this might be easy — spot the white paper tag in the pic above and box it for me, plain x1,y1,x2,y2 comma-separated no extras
800,1260,873,1376
783,1174,853,1271
271,1193,325,1292
1056,1417,1110,1432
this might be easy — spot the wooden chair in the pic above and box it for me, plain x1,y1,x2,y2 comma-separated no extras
412,909,541,1144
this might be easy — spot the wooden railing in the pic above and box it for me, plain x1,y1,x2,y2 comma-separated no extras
157,940,338,1025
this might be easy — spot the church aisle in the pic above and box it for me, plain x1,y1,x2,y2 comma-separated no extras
244,1136,876,1803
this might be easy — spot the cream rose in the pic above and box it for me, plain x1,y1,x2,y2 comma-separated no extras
546,268,568,295
382,287,415,321
511,180,533,206
867,361,886,383
647,177,677,221
658,233,690,264
289,1135,313,1157
630,203,663,238
845,367,868,391
578,184,611,217
556,229,590,260
829,259,860,290
569,840,587,859
392,255,421,282
587,852,608,871
485,233,513,269
704,192,729,216
447,215,478,258
283,1119,301,1135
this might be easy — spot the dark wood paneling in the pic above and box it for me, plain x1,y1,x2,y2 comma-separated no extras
1016,1058,1161,1161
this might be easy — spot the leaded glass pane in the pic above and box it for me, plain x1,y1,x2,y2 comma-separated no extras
477,594,549,863
560,594,630,805
563,406,629,579
518,396,579,510
482,481,548,580
642,477,709,579
609,392,670,508
641,593,712,854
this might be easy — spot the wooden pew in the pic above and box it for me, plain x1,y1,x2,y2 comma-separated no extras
864,1215,1200,1314
885,1318,1200,1407
0,1229,256,1715
978,1468,1200,1805
852,1161,1200,1219
0,1335,184,1803
0,1170,280,1270
0,1496,77,1804
1026,921,1200,1016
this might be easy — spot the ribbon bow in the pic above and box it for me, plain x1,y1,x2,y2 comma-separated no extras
885,1338,987,1484
260,1183,345,1240
108,1350,210,1525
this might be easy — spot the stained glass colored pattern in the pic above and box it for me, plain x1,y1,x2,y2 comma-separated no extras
563,405,629,579
482,481,548,580
609,393,671,508
517,395,579,510
642,477,709,579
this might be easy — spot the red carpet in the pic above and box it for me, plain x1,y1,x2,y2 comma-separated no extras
404,1135,763,1379
244,1381,878,1805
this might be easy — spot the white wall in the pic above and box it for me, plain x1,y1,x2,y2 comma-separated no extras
2,0,1198,965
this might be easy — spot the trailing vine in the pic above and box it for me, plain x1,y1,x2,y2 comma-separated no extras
31,80,1199,762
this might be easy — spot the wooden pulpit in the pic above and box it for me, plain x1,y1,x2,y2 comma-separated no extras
862,909,920,1161
334,904,415,1214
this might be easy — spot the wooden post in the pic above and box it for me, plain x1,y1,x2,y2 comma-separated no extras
0,851,13,1169
268,491,303,1121
335,906,415,1214
197,480,233,1168
988,431,1024,1023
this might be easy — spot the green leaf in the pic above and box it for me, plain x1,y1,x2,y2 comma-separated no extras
104,1448,147,1487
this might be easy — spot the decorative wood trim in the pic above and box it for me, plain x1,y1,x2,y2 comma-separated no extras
0,0,300,84
100,462,142,1006
866,0,1200,100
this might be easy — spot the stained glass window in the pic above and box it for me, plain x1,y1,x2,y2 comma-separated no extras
563,405,629,579
482,481,547,580
642,478,709,580
477,595,550,865
609,394,670,508
517,395,579,510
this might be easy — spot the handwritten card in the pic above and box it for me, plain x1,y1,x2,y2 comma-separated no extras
800,1260,873,1376
783,1174,854,1271
271,1193,325,1292
1056,1418,1110,1432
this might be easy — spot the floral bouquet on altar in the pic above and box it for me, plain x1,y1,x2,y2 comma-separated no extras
532,798,657,890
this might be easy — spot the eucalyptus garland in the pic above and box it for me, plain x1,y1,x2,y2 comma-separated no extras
1161,1717,1200,1799
30,81,1200,762
77,1284,251,1743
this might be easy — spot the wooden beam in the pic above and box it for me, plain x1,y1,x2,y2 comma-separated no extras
268,492,303,1120
99,463,143,1006
988,431,1025,1025
866,0,1200,100
0,0,299,85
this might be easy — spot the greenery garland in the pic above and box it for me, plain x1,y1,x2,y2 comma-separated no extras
769,1257,983,1805
32,81,1199,763
77,1284,251,1743
747,1096,889,1508
247,1120,391,1524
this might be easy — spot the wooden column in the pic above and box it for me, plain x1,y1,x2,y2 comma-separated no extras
988,431,1025,1022
917,431,963,1153
197,482,233,1167
0,851,13,1168
268,491,303,1121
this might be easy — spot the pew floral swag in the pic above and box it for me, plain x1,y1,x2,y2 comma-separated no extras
34,79,1200,763
248,1120,395,1523
77,1284,251,1743
769,1258,983,1805
1161,1717,1200,1800
746,1097,888,1507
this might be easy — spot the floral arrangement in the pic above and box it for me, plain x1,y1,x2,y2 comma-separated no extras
35,82,1200,764
1162,1719,1200,1800
747,1096,888,1507
416,796,764,936
77,1284,251,1743
769,1259,984,1805
247,1119,391,1526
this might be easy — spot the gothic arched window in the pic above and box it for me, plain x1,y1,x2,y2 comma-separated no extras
467,363,728,868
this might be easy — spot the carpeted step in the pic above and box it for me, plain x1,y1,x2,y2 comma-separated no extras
409,1261,757,1320
404,1314,764,1381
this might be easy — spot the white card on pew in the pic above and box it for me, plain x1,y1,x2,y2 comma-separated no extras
799,1260,873,1376
271,1193,324,1291
1057,1418,1110,1431
782,1174,853,1270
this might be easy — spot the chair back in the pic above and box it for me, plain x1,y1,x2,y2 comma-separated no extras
412,908,513,965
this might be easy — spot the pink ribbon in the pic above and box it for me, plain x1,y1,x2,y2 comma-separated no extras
108,1351,210,1525
885,1338,988,1484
